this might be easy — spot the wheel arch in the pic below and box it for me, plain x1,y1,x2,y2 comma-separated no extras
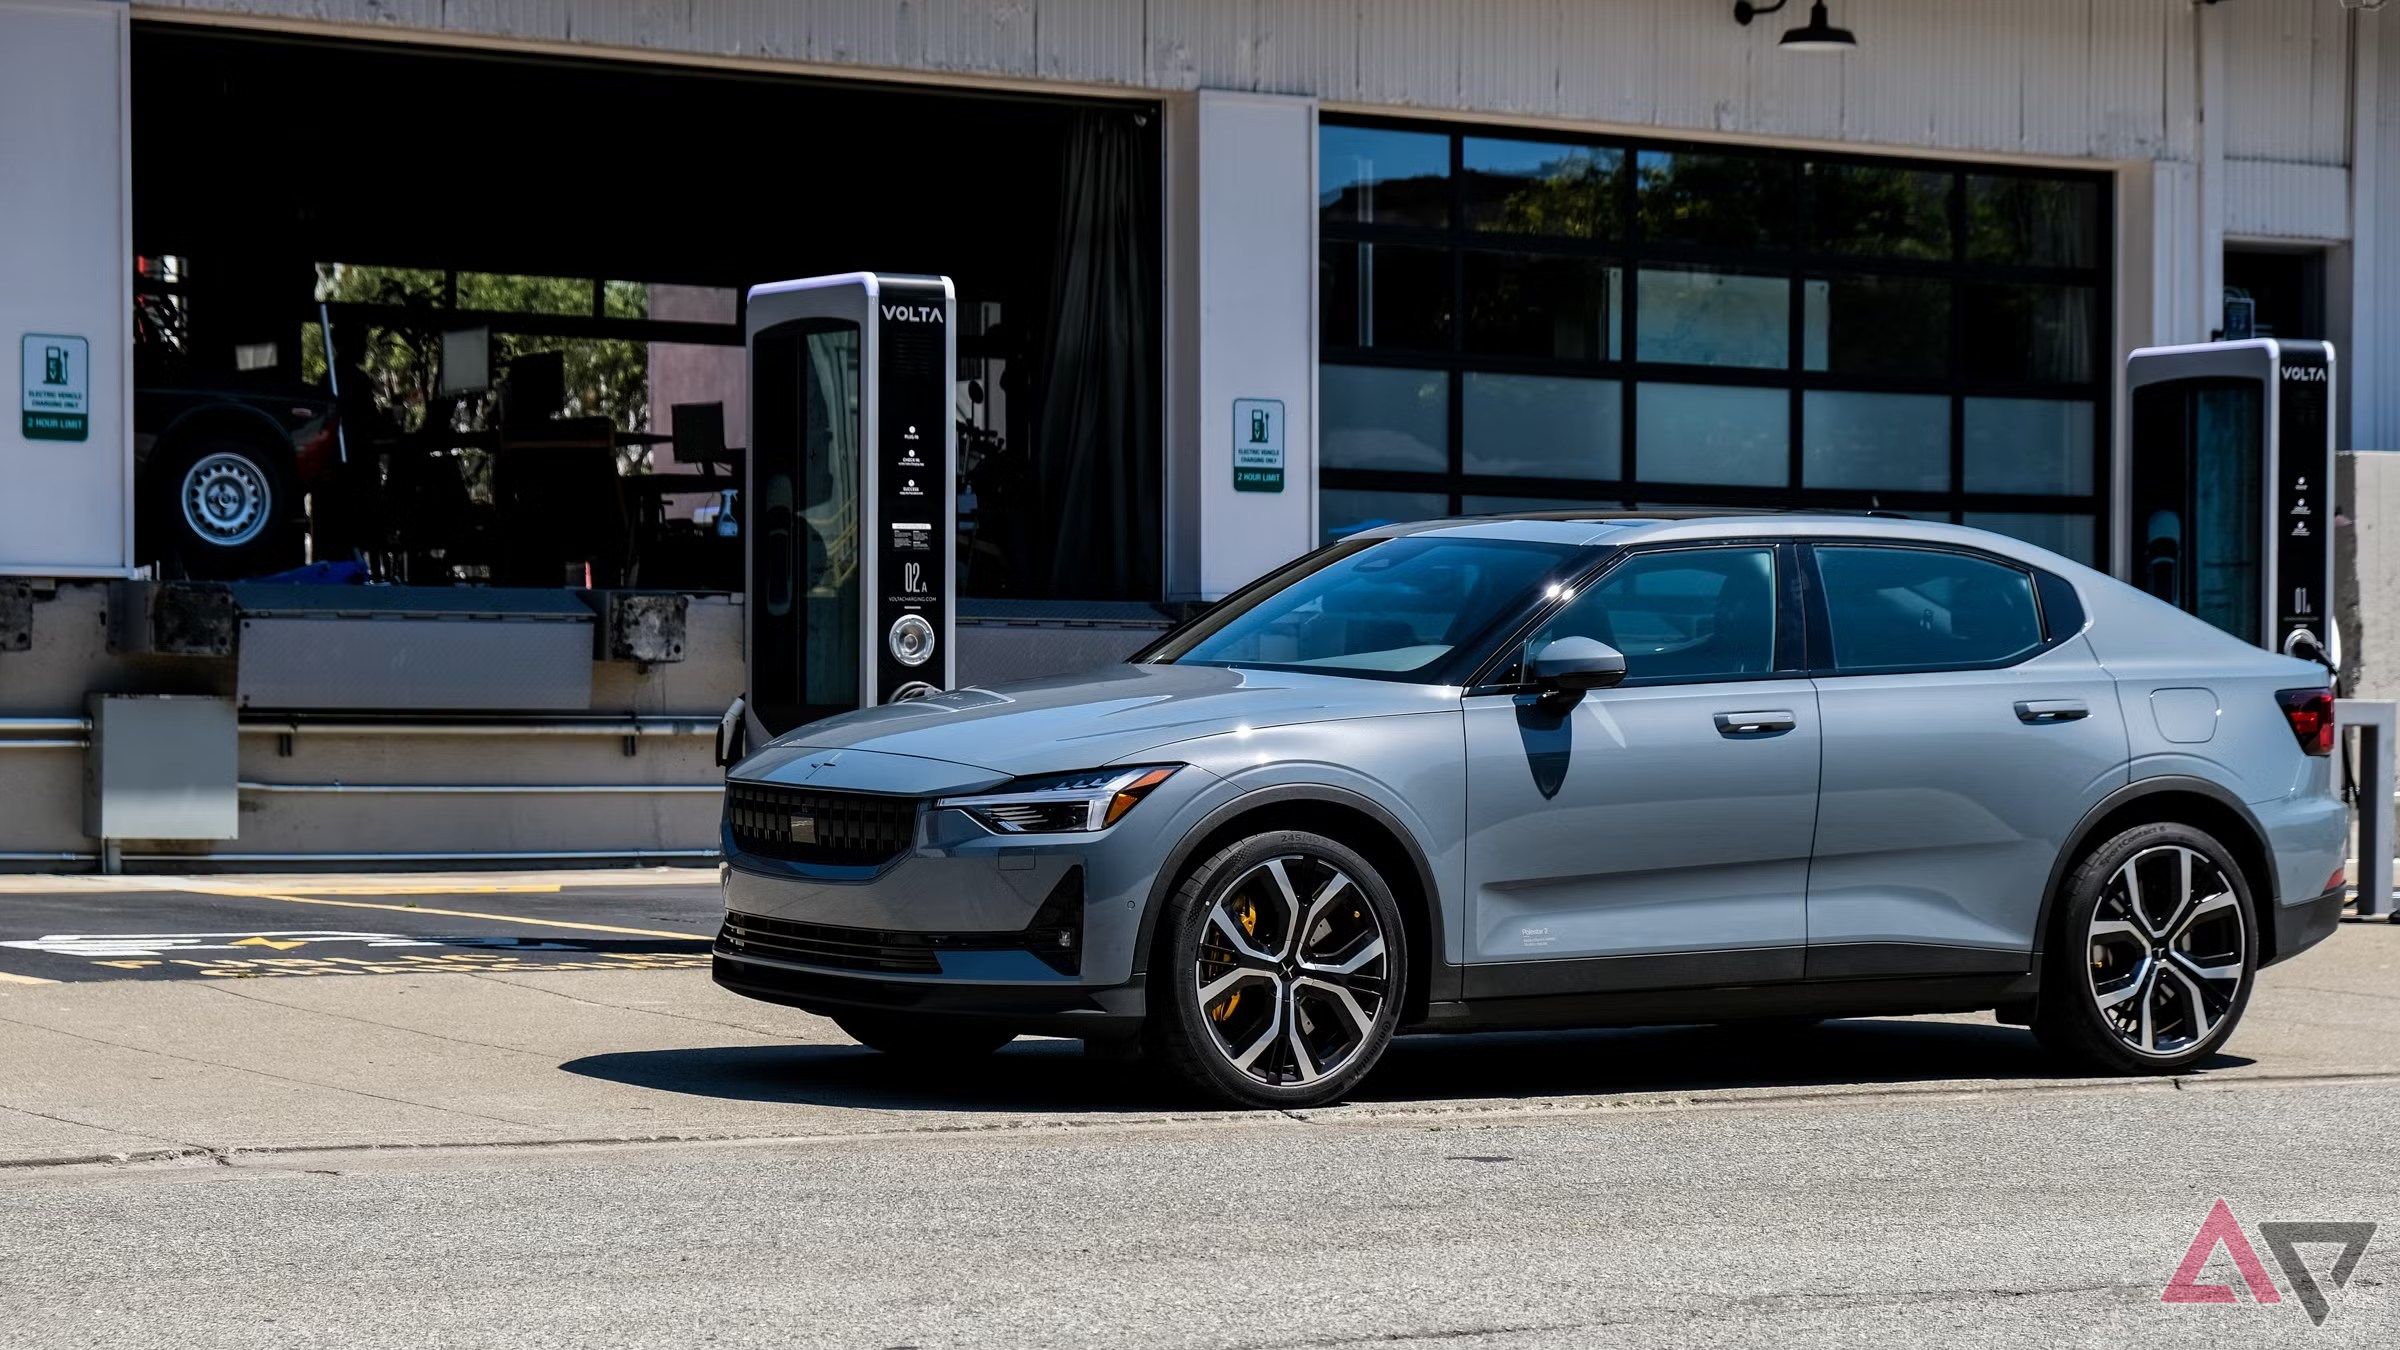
2033,776,2282,965
1135,784,1450,1027
146,400,299,479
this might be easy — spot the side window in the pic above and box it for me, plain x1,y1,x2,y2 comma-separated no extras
1531,547,1778,683
1816,546,2043,672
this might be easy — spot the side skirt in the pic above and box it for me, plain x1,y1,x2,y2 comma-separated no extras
1409,972,2041,1035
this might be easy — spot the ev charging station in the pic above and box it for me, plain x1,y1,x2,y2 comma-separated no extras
2124,338,2396,919
725,272,956,760
2122,338,2336,665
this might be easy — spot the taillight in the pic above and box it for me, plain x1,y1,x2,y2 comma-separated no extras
2276,687,2336,757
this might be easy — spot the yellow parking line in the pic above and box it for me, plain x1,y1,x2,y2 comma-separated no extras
182,887,711,941
0,972,60,986
264,884,565,897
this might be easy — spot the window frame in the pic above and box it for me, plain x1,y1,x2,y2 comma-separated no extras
1465,539,1809,694
1318,113,2114,564
1796,539,2078,677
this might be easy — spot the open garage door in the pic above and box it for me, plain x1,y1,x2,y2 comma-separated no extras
129,24,1161,602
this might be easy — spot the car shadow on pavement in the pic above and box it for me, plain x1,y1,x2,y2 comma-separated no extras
560,1039,1201,1115
558,1017,2254,1115
1358,1017,2254,1104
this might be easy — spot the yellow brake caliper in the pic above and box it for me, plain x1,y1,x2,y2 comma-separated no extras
1209,898,1262,1023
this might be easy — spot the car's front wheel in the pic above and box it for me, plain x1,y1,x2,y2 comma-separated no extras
2033,821,2257,1074
832,1011,1016,1062
1147,830,1406,1109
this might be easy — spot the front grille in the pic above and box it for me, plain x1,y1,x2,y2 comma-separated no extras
719,911,946,974
719,868,1086,978
726,783,918,866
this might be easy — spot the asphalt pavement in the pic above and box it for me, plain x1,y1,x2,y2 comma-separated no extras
1,870,2396,1347
0,869,722,983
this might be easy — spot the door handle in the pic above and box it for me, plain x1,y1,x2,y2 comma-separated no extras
1714,710,1796,736
2014,699,2089,724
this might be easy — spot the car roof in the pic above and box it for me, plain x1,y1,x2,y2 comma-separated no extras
1351,510,2090,570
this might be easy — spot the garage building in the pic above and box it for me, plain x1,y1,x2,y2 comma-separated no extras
3,0,2396,866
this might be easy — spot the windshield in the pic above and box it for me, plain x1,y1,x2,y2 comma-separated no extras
1147,534,1581,680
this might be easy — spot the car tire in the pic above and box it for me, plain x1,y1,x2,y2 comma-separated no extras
1145,830,1407,1109
144,431,302,580
2033,821,2258,1075
832,1012,1016,1061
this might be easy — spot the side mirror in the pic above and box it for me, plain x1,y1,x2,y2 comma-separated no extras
1527,637,1627,698
715,696,747,769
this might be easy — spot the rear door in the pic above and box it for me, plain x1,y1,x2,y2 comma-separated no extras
1802,542,2128,976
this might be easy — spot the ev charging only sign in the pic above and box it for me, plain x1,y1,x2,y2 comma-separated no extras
1232,398,1285,492
20,333,89,441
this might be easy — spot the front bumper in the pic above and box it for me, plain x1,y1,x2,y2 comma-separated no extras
710,754,1218,1023
2265,884,2346,967
711,950,1145,1033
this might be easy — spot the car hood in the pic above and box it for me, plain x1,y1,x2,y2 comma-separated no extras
743,663,1451,782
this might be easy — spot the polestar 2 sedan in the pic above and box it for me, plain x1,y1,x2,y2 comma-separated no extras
714,512,2348,1108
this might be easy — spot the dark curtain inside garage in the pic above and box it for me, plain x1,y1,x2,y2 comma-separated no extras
1034,111,1161,599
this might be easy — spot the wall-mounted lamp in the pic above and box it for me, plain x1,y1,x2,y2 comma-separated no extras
1734,0,1858,53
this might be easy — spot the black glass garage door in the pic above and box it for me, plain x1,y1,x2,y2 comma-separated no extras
1318,117,2111,566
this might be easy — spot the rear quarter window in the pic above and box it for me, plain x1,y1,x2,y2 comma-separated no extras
1817,546,2044,672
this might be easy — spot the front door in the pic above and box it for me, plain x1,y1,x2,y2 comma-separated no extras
1462,544,1820,998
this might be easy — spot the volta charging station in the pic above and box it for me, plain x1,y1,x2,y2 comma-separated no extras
716,272,957,767
2124,338,2393,916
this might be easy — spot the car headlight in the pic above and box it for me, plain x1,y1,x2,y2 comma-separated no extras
937,765,1181,834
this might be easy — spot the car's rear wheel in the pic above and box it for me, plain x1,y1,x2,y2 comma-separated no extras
832,1011,1016,1062
2033,821,2257,1074
1146,830,1406,1109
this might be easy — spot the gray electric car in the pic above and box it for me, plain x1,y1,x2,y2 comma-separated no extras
714,512,2348,1108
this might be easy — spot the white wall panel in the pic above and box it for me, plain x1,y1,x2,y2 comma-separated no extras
2090,0,2170,160
1354,0,1457,107
1556,0,1655,127
448,0,568,43
1035,0,1142,83
1253,0,1356,99
565,0,683,51
2222,157,2350,242
1146,0,1251,91
2222,0,2350,166
802,0,924,69
2364,12,2400,451
1648,0,1752,134
1167,91,1317,600
687,0,803,60
1,0,133,576
1456,0,1558,119
922,0,1037,76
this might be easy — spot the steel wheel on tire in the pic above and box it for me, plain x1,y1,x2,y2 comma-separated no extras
181,451,273,548
1193,854,1390,1088
2086,844,2248,1059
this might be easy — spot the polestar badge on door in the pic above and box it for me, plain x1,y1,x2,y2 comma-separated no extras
714,513,2348,1108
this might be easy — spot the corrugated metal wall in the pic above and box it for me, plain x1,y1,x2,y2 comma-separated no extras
145,0,2198,161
